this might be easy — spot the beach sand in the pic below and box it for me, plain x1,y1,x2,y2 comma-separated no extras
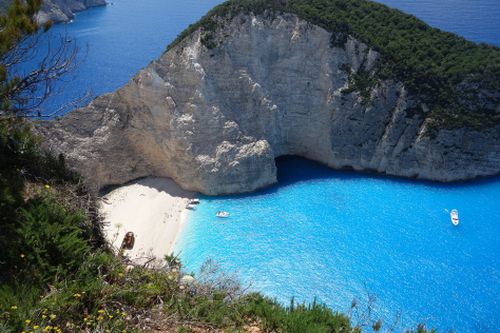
100,177,194,267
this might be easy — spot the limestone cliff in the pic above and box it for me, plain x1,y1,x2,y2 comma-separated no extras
36,0,106,24
36,13,500,195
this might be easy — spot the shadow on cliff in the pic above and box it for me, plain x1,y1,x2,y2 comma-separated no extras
211,155,500,201
100,156,499,199
208,155,364,200
100,176,193,199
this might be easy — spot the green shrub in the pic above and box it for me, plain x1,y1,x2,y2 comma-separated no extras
14,196,90,284
342,68,377,104
0,284,41,331
239,294,351,333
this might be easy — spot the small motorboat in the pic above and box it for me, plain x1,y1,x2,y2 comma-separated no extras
186,203,196,210
450,209,459,226
216,211,230,218
189,199,200,205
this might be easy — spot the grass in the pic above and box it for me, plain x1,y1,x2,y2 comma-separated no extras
0,247,357,332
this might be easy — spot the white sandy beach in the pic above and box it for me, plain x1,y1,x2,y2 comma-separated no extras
100,177,194,267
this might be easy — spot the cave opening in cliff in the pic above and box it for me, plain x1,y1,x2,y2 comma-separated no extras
275,156,343,186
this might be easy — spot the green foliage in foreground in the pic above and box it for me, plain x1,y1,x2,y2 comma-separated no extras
0,117,88,284
169,0,500,129
0,250,354,332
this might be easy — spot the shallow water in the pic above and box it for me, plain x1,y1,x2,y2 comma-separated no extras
177,157,500,331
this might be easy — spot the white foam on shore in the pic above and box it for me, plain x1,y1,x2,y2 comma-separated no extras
100,177,193,267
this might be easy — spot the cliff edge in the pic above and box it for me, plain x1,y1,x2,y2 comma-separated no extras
36,1,500,195
36,0,106,24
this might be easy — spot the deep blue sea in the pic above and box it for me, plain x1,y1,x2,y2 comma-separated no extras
17,0,500,331
377,0,500,46
17,0,224,114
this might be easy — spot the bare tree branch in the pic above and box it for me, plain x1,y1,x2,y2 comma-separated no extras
1,30,90,118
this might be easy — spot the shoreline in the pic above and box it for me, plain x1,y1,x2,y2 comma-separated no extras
170,209,190,254
100,177,194,267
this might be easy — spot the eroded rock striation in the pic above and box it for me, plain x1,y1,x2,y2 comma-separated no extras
36,0,106,24
36,12,500,195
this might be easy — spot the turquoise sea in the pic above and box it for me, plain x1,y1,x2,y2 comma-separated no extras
176,157,500,331
17,0,500,331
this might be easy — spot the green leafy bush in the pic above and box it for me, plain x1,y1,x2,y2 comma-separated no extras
14,197,90,284
239,295,352,333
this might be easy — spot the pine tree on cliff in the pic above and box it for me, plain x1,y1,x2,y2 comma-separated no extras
1,0,44,113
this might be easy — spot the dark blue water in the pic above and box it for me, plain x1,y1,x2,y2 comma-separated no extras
16,0,224,114
177,158,500,332
16,1,500,331
377,0,500,46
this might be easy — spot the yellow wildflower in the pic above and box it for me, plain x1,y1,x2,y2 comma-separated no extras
44,184,50,189
108,315,113,319
20,254,25,258
73,293,81,298
10,305,17,310
42,315,47,319
121,311,127,317
83,318,88,322
33,326,39,330
49,314,56,320
25,319,31,325
97,316,104,321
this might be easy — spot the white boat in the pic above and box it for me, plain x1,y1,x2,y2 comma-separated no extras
186,203,196,210
216,211,230,218
450,209,459,226
189,199,200,205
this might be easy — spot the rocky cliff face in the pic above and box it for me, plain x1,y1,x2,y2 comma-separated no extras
36,14,500,194
36,0,106,24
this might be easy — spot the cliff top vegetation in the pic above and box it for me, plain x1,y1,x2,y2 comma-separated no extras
170,0,500,129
